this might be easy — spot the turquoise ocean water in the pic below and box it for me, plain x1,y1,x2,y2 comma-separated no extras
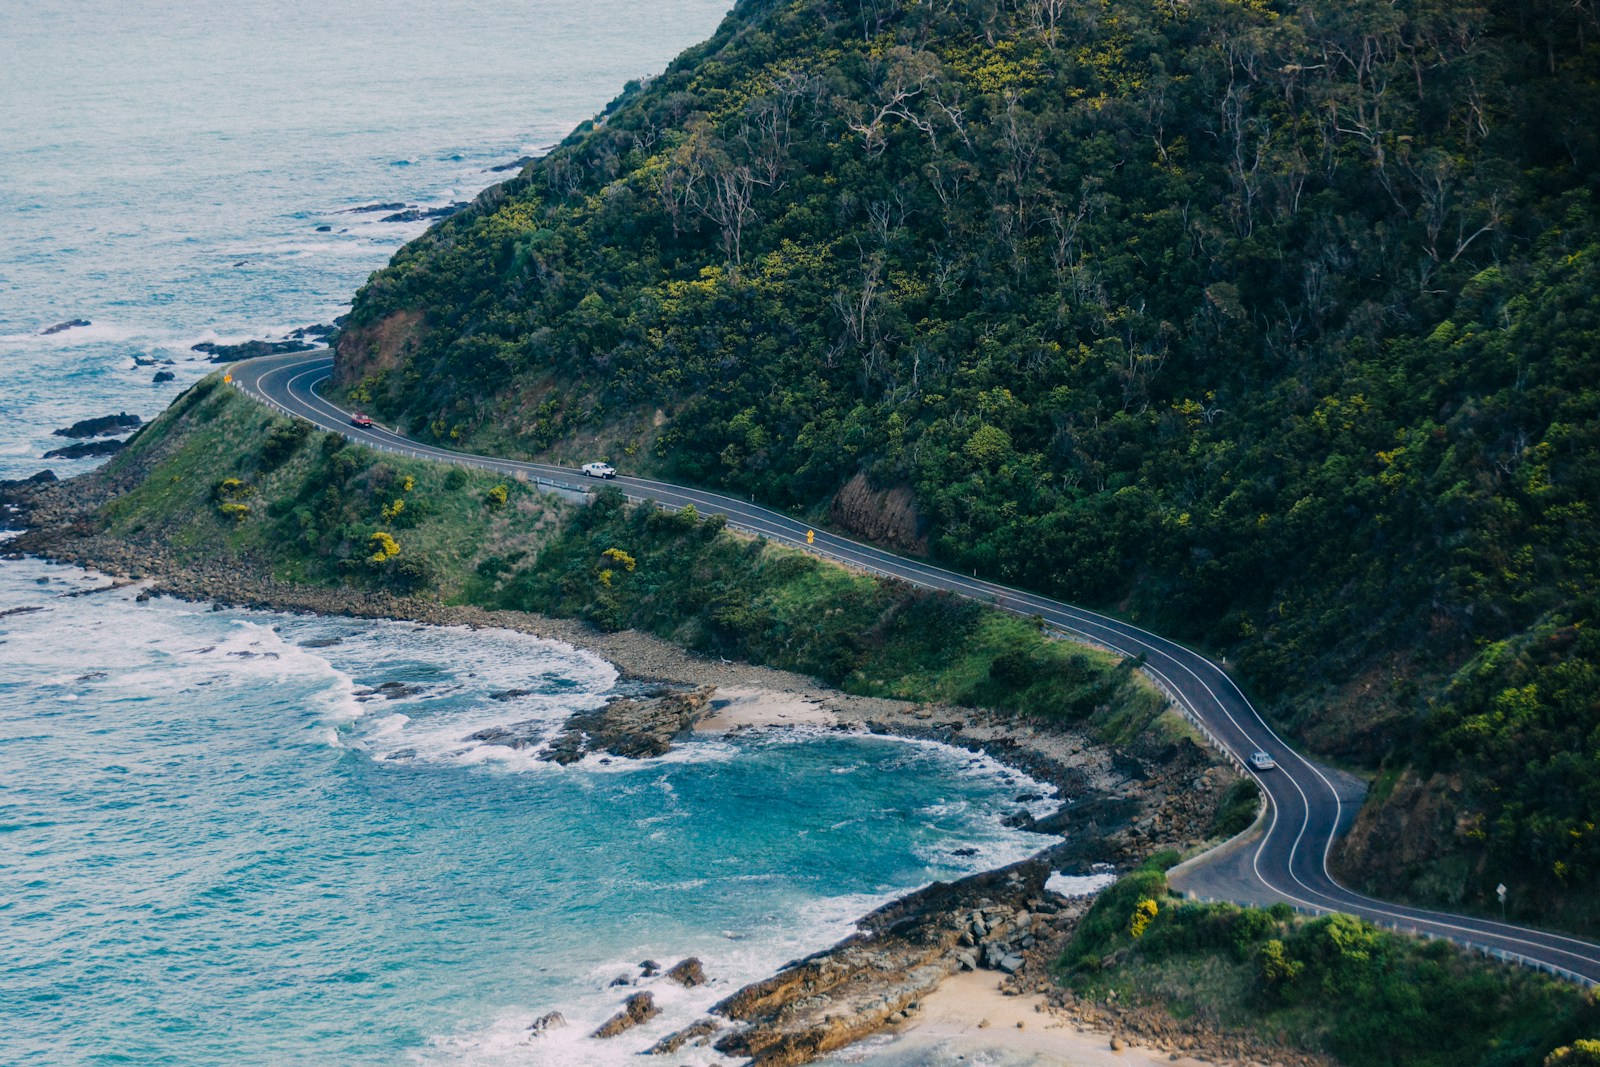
0,559,1059,1065
0,4,1076,1063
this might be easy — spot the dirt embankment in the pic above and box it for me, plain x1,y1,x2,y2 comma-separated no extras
828,472,928,554
331,308,423,387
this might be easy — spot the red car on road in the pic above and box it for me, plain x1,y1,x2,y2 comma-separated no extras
350,413,374,428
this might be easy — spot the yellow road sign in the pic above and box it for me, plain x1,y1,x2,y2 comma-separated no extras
223,374,232,383
806,529,814,544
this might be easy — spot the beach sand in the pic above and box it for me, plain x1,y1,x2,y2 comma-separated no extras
693,685,839,732
828,970,1211,1067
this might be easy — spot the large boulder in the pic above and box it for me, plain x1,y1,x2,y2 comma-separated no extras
43,439,125,460
592,992,659,1038
666,957,707,987
53,413,141,439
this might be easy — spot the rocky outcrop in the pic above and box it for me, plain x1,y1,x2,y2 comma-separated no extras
53,413,141,439
289,322,340,343
333,308,424,386
152,371,176,383
646,1018,720,1055
489,155,536,173
43,439,125,460
1330,766,1474,904
828,473,927,554
40,319,90,335
538,686,715,763
527,1010,566,1036
191,339,315,363
380,202,467,223
592,992,659,1038
665,957,707,987
711,860,1078,1067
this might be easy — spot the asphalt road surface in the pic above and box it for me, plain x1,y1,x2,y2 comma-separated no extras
232,350,1600,985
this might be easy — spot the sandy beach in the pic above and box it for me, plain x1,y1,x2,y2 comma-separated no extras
694,685,839,731
840,970,1212,1067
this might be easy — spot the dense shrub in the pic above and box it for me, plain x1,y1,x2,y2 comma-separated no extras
1065,865,1600,1067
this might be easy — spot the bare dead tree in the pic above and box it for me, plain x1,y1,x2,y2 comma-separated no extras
846,47,941,156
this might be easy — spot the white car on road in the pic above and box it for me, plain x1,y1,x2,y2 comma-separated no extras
581,462,616,479
1250,751,1277,771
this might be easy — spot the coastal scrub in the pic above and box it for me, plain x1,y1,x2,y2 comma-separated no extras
1062,857,1600,1067
95,377,565,596
482,485,1170,743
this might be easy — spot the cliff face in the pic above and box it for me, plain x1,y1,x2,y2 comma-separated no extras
332,309,422,389
330,0,1600,927
828,473,927,555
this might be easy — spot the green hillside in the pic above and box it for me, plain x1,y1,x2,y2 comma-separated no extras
332,0,1600,926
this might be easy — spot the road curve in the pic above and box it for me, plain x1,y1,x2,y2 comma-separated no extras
232,350,1600,985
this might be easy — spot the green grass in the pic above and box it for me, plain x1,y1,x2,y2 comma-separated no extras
98,377,567,595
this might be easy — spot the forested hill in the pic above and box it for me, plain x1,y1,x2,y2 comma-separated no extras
334,0,1600,926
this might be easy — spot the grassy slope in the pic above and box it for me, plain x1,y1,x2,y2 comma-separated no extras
92,379,1175,750
1063,856,1600,1067
97,377,565,597
478,483,1171,743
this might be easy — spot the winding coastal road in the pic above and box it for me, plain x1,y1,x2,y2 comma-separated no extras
234,350,1600,985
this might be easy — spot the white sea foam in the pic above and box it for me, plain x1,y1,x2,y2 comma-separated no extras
1047,868,1119,898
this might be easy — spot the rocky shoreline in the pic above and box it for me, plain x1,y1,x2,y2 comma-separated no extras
1,470,1252,1065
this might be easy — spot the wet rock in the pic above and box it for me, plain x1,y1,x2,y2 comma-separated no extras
315,225,332,232
288,323,338,342
380,201,468,223
466,721,544,749
191,339,314,363
527,1010,566,1035
345,201,408,213
488,155,535,172
24,470,58,484
666,957,707,987
540,686,715,764
300,637,343,648
0,605,45,619
609,973,633,987
43,439,126,460
489,688,534,701
152,371,176,383
640,959,661,977
592,992,658,1038
53,413,142,439
646,1018,720,1055
712,860,1049,1067
41,319,91,335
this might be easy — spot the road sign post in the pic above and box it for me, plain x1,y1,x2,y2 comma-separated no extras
1497,883,1507,921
